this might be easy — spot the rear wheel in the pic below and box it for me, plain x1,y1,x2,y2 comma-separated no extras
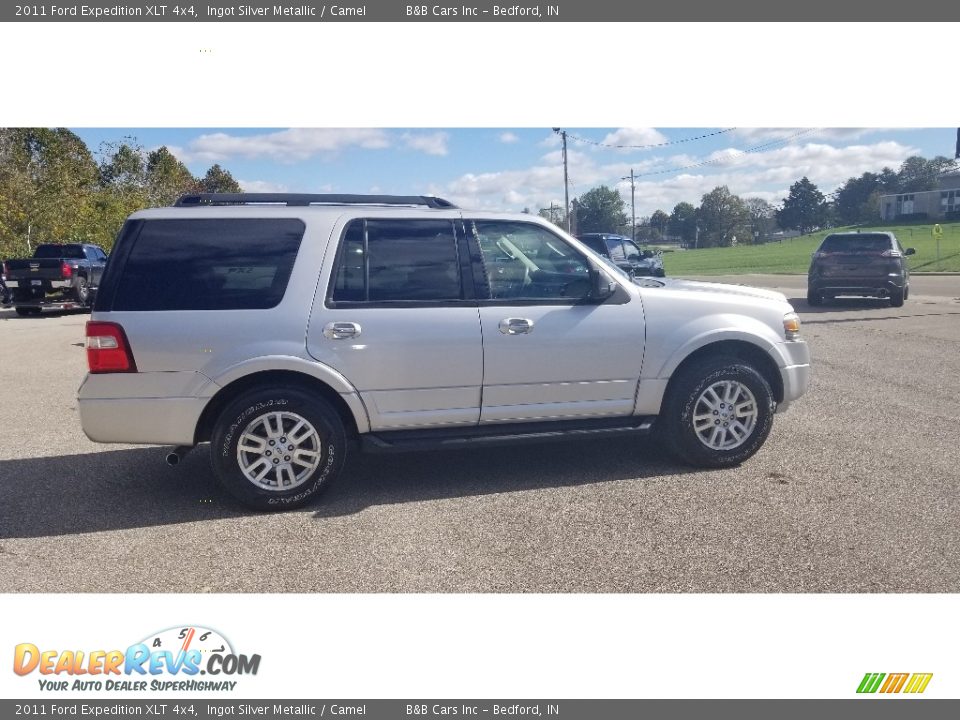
890,288,905,307
658,356,775,468
806,288,822,306
73,276,90,305
210,386,347,510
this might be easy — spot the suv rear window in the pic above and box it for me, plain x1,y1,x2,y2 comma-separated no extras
111,218,305,311
35,244,85,259
818,234,893,253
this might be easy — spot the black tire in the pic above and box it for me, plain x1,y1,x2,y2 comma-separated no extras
806,288,822,306
890,288,905,307
210,386,347,510
657,355,775,469
73,276,90,305
15,306,40,316
655,268,666,278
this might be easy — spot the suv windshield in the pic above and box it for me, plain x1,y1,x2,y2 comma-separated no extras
819,234,892,253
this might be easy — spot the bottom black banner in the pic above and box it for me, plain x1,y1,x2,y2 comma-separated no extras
4,700,958,720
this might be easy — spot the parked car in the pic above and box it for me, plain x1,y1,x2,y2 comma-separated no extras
79,193,810,510
4,243,108,316
577,233,666,277
807,231,915,307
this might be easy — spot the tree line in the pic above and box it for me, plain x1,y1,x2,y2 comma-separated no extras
539,154,956,247
0,128,242,258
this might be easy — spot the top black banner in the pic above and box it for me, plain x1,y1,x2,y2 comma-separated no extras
4,0,957,21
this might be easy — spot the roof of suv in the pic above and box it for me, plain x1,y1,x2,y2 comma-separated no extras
174,193,459,209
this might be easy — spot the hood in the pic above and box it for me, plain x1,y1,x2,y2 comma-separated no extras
635,277,788,304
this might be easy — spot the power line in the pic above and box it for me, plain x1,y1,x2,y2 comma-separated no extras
564,127,737,150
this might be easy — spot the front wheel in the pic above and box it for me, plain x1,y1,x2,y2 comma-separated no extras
210,386,347,510
658,356,775,468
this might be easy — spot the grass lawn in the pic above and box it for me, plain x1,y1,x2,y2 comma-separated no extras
662,221,960,275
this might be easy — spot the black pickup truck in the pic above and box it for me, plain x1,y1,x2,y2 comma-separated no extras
3,243,108,316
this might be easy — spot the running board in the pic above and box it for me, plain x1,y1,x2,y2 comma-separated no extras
361,416,655,454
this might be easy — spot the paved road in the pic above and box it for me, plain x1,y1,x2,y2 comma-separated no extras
1,275,959,592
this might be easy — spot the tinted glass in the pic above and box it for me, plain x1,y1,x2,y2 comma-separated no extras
623,240,642,260
331,219,461,302
472,221,591,300
35,245,84,259
605,238,626,261
112,218,305,311
819,234,893,253
578,235,607,255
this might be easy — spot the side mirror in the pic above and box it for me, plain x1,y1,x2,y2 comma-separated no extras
904,247,916,256
591,268,618,301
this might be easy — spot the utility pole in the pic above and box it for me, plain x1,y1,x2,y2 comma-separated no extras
553,128,571,232
622,169,637,241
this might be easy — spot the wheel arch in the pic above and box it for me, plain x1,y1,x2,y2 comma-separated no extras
194,369,367,446
663,340,784,407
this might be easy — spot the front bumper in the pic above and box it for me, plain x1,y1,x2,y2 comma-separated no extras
775,340,811,413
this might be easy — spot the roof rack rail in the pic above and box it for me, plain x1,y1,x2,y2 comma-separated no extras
173,193,458,209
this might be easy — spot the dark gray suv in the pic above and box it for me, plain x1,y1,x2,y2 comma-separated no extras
807,231,915,307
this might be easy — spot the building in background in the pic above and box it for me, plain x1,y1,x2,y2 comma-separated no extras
879,172,960,220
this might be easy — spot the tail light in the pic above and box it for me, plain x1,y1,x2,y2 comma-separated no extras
2,261,8,276
86,321,137,373
880,249,902,258
61,261,73,278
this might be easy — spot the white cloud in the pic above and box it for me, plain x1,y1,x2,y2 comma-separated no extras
238,179,289,193
437,140,919,216
597,127,669,151
498,131,520,144
169,128,393,163
401,131,449,156
731,128,888,143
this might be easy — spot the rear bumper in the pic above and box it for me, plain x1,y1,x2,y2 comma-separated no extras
78,371,214,446
79,396,207,446
809,275,905,297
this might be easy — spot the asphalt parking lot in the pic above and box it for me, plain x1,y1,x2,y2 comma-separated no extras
1,274,959,593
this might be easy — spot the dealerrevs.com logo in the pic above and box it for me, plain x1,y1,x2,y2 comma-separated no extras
13,626,261,692
857,673,933,695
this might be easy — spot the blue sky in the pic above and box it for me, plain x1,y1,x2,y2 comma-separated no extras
73,128,956,217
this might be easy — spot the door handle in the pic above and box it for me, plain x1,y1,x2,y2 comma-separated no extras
499,318,534,335
323,321,361,340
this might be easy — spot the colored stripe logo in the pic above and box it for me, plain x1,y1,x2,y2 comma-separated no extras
857,673,933,694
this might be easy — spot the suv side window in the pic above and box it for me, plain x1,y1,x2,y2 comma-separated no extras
605,238,627,262
469,220,592,301
331,219,463,303
110,218,305,311
623,240,642,261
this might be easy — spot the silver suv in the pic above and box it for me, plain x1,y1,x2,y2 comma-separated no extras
79,193,810,510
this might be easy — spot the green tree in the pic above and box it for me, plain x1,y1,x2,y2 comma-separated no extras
198,164,242,193
650,209,670,237
744,197,777,242
697,186,751,247
0,128,99,256
574,185,628,234
896,155,955,193
776,177,827,235
668,202,697,245
833,172,881,225
146,147,197,206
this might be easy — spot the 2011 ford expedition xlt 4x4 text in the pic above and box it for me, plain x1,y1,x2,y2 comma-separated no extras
78,193,811,510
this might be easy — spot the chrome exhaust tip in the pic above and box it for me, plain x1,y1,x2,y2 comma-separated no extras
165,446,193,466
